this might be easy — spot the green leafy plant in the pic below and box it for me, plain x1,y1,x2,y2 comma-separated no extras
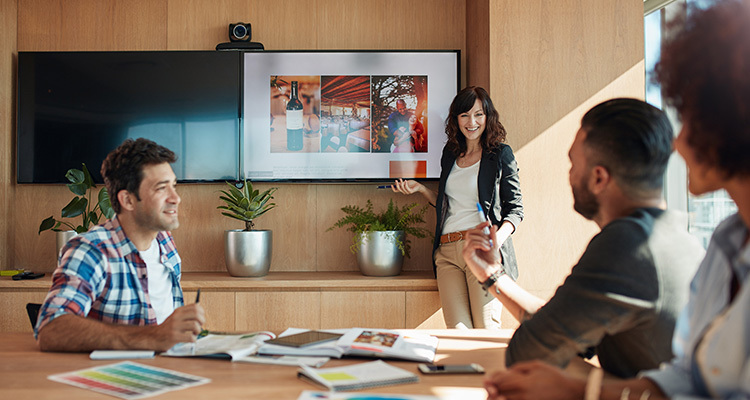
218,180,278,231
38,163,115,234
327,199,431,258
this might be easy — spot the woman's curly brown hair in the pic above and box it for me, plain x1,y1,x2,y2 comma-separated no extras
444,86,507,157
656,0,750,177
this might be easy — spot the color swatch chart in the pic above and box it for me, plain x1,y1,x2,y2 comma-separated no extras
48,361,210,399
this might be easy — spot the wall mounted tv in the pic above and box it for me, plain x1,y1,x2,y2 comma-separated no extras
242,50,459,181
16,51,241,183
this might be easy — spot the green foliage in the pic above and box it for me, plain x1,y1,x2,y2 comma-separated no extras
217,179,278,231
38,163,115,234
327,199,431,258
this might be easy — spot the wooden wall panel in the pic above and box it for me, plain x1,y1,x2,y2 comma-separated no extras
0,291,48,332
320,291,405,329
477,0,645,303
183,290,235,332
0,0,16,268
166,0,252,50
404,291,445,329
513,63,645,301
13,185,73,272
18,0,167,51
235,292,321,332
465,0,489,89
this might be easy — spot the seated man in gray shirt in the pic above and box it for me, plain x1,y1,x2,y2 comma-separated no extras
463,98,705,378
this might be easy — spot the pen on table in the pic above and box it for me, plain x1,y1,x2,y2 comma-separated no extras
476,202,493,248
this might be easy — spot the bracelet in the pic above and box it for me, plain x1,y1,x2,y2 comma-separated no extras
584,368,603,400
480,268,506,291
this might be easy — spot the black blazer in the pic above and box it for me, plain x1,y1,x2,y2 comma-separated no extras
432,143,524,280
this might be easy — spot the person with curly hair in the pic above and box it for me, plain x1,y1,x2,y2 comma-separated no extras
392,86,523,329
479,1,750,398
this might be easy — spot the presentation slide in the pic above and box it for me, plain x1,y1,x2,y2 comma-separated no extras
243,51,458,181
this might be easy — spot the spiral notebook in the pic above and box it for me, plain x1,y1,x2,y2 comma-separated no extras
297,360,418,392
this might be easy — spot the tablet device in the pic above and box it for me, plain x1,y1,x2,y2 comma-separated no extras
265,331,343,348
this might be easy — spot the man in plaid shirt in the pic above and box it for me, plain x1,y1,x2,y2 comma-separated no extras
35,138,205,352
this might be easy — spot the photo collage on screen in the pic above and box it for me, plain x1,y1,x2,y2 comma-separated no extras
269,75,428,155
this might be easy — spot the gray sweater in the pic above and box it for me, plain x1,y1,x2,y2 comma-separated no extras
505,208,705,378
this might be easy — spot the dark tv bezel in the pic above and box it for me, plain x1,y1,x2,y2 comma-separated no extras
15,50,243,184
239,49,461,184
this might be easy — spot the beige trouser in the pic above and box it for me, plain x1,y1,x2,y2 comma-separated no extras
434,240,502,329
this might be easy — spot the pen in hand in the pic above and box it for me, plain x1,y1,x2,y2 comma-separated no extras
476,202,493,248
192,289,203,355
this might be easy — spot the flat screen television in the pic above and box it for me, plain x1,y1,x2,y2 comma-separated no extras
16,51,241,183
242,50,459,181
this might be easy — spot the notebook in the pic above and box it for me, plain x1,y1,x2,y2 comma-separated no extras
297,360,419,392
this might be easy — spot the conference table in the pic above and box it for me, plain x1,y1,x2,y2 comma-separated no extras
0,329,594,399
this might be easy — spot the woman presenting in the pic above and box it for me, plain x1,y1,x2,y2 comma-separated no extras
393,86,523,328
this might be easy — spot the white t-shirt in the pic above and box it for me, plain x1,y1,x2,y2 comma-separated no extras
140,239,175,324
442,160,483,234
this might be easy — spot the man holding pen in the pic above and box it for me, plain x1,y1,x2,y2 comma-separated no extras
35,138,205,352
462,99,705,378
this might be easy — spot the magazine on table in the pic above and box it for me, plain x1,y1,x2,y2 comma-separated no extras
258,328,437,363
163,330,276,360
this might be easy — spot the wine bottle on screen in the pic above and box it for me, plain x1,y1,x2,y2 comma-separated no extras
286,81,303,151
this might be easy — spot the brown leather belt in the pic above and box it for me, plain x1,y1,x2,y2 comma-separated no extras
440,230,470,244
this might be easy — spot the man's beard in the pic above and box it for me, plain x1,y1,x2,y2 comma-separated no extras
134,207,179,232
572,181,599,221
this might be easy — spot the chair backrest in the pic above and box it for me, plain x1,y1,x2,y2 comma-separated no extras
26,303,42,330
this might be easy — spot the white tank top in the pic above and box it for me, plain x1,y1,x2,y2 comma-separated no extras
442,160,482,234
140,239,175,324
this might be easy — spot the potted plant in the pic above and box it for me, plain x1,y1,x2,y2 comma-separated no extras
38,163,115,256
328,199,430,276
218,180,278,277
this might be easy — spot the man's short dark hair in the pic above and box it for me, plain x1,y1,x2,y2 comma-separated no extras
580,98,673,196
101,138,177,213
656,0,750,178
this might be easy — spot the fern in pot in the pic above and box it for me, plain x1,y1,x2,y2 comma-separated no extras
218,180,278,277
328,199,430,276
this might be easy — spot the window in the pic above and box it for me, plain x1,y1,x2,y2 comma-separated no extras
644,0,737,248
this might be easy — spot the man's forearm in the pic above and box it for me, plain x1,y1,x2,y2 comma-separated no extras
37,314,161,352
490,275,546,323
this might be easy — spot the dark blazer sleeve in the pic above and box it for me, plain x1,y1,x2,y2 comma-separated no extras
498,145,523,229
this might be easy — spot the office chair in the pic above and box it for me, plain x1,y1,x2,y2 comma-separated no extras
26,303,41,330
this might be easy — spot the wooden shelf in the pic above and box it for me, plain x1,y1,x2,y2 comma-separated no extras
0,271,437,292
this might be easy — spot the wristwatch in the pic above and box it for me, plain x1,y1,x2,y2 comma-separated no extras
480,268,506,292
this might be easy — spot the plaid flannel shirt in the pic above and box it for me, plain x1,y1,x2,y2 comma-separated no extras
34,215,183,338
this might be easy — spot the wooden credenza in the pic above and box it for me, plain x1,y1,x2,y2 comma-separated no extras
0,271,445,333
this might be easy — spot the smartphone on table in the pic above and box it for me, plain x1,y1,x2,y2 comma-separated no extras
418,363,485,374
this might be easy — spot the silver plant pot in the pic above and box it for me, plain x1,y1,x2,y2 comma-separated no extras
56,230,78,259
356,231,405,277
224,229,273,277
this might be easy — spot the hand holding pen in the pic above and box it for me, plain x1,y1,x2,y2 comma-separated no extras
476,202,493,248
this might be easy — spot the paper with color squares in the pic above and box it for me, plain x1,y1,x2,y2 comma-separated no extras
48,361,210,399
